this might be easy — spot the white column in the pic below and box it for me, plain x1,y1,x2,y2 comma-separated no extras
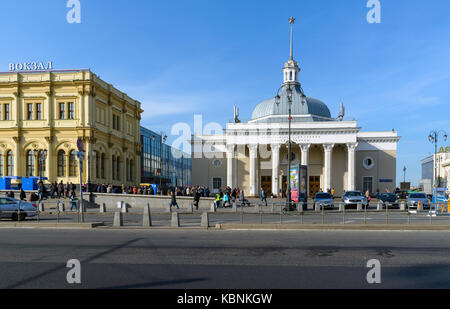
226,144,235,188
323,144,335,192
300,144,311,195
249,144,258,196
347,143,358,191
271,144,281,197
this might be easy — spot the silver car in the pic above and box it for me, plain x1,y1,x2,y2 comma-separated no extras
314,192,335,210
0,197,38,221
407,193,430,210
343,191,368,209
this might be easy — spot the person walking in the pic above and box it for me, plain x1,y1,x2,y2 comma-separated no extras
169,190,180,210
215,192,222,208
193,189,201,210
260,187,268,207
70,192,79,212
365,189,371,207
20,187,26,201
57,181,64,199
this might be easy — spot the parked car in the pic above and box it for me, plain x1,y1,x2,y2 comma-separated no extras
314,192,335,210
0,197,38,221
407,192,430,210
342,191,368,209
380,193,400,209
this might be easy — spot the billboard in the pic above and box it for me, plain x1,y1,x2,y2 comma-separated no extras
290,165,308,203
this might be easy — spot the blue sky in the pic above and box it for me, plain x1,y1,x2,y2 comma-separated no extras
1,0,449,186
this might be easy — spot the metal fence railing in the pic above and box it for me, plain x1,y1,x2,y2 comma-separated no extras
1,200,450,228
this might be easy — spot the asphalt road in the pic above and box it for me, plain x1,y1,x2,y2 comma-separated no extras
0,229,450,289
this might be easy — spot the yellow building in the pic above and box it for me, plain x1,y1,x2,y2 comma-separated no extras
0,69,143,186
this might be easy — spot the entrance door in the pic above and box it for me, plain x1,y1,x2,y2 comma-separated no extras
261,176,272,196
309,176,320,197
282,176,287,198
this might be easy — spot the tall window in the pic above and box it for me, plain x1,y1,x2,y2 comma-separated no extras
130,159,133,181
27,104,33,120
112,156,116,180
57,150,66,177
36,104,42,120
101,153,105,179
113,115,116,130
38,150,46,175
95,152,100,178
26,151,35,176
116,156,121,181
68,103,75,119
6,151,14,176
69,150,78,177
5,104,10,120
59,103,65,119
0,151,3,177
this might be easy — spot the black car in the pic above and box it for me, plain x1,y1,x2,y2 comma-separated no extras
380,193,399,209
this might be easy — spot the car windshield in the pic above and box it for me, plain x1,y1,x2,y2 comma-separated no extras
381,193,396,198
316,193,332,199
409,193,427,199
345,192,362,197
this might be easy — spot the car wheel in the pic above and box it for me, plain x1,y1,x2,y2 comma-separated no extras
11,213,18,221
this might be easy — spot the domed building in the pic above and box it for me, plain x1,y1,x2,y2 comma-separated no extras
192,18,400,198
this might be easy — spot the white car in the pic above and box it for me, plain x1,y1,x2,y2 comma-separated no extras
0,197,38,221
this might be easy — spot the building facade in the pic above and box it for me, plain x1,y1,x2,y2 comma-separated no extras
141,127,192,188
191,21,400,197
0,69,143,187
420,148,450,194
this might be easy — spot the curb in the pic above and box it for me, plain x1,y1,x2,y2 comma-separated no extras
215,224,450,231
0,222,105,229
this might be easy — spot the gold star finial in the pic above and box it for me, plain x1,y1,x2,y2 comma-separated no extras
289,17,296,24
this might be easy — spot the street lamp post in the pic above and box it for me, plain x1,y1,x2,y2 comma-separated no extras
275,84,307,210
428,130,448,188
403,166,407,190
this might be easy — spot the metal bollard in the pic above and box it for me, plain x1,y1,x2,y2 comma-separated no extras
400,201,406,211
201,212,209,229
322,207,325,225
300,211,304,225
385,203,389,224
143,204,152,227
100,203,107,213
315,203,320,212
79,201,84,223
113,212,123,227
260,208,263,224
357,202,362,211
121,202,128,213
38,201,45,212
364,205,367,225
377,201,383,211
408,211,411,225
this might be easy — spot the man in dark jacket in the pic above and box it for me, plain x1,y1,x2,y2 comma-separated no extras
193,189,201,210
170,190,180,209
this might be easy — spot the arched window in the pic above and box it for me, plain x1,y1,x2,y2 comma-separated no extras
38,150,46,175
112,156,116,180
26,150,35,176
130,159,134,181
116,156,121,181
126,158,129,181
101,153,105,179
6,151,14,176
69,150,78,177
57,150,66,177
289,71,293,81
0,151,3,177
95,151,100,179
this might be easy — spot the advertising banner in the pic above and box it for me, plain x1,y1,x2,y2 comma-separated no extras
290,165,308,204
